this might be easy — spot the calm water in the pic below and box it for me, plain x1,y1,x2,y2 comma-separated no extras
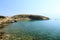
3,20,60,40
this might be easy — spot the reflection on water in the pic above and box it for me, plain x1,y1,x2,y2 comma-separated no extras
1,20,60,40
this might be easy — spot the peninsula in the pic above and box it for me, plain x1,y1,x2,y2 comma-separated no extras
11,14,49,21
0,14,49,28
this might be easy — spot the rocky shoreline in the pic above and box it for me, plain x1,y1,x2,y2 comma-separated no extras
0,14,49,40
0,14,49,27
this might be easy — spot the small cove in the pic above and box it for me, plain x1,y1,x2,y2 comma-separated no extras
3,20,60,40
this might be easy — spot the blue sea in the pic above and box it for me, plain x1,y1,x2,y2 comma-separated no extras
3,20,60,40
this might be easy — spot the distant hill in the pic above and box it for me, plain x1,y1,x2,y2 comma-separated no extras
0,16,6,18
0,14,49,28
11,14,49,21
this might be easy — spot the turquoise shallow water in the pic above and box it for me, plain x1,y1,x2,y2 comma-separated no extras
3,20,60,40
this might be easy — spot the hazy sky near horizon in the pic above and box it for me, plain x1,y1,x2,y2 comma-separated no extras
0,0,60,19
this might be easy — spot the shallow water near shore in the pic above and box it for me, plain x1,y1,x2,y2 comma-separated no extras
3,20,60,40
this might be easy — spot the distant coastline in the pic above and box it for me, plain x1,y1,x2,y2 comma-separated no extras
0,14,49,27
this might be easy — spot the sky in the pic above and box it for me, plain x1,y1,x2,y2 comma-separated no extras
0,0,60,19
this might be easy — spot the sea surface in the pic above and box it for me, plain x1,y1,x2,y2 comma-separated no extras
3,20,60,40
